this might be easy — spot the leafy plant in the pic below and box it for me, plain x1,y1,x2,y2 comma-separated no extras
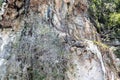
109,13,120,26
89,0,120,57
88,0,120,41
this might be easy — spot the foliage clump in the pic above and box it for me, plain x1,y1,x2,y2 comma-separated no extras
109,13,120,26
88,0,120,57
88,0,120,41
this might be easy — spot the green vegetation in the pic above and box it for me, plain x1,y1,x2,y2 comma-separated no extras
0,0,2,7
88,0,120,41
93,41,109,49
110,13,120,25
88,0,120,57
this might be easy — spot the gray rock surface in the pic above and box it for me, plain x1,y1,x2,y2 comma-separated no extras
0,0,119,80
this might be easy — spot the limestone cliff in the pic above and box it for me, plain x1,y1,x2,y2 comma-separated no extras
0,0,119,80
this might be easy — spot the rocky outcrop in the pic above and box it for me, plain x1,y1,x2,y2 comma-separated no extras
0,0,119,80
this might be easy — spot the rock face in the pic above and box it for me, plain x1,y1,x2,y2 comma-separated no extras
0,0,119,80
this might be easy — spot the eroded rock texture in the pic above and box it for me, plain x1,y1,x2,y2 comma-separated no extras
0,0,119,80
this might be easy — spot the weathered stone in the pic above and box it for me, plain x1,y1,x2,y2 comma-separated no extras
0,0,119,80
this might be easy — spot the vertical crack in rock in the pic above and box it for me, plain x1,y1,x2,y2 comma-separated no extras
85,40,106,80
